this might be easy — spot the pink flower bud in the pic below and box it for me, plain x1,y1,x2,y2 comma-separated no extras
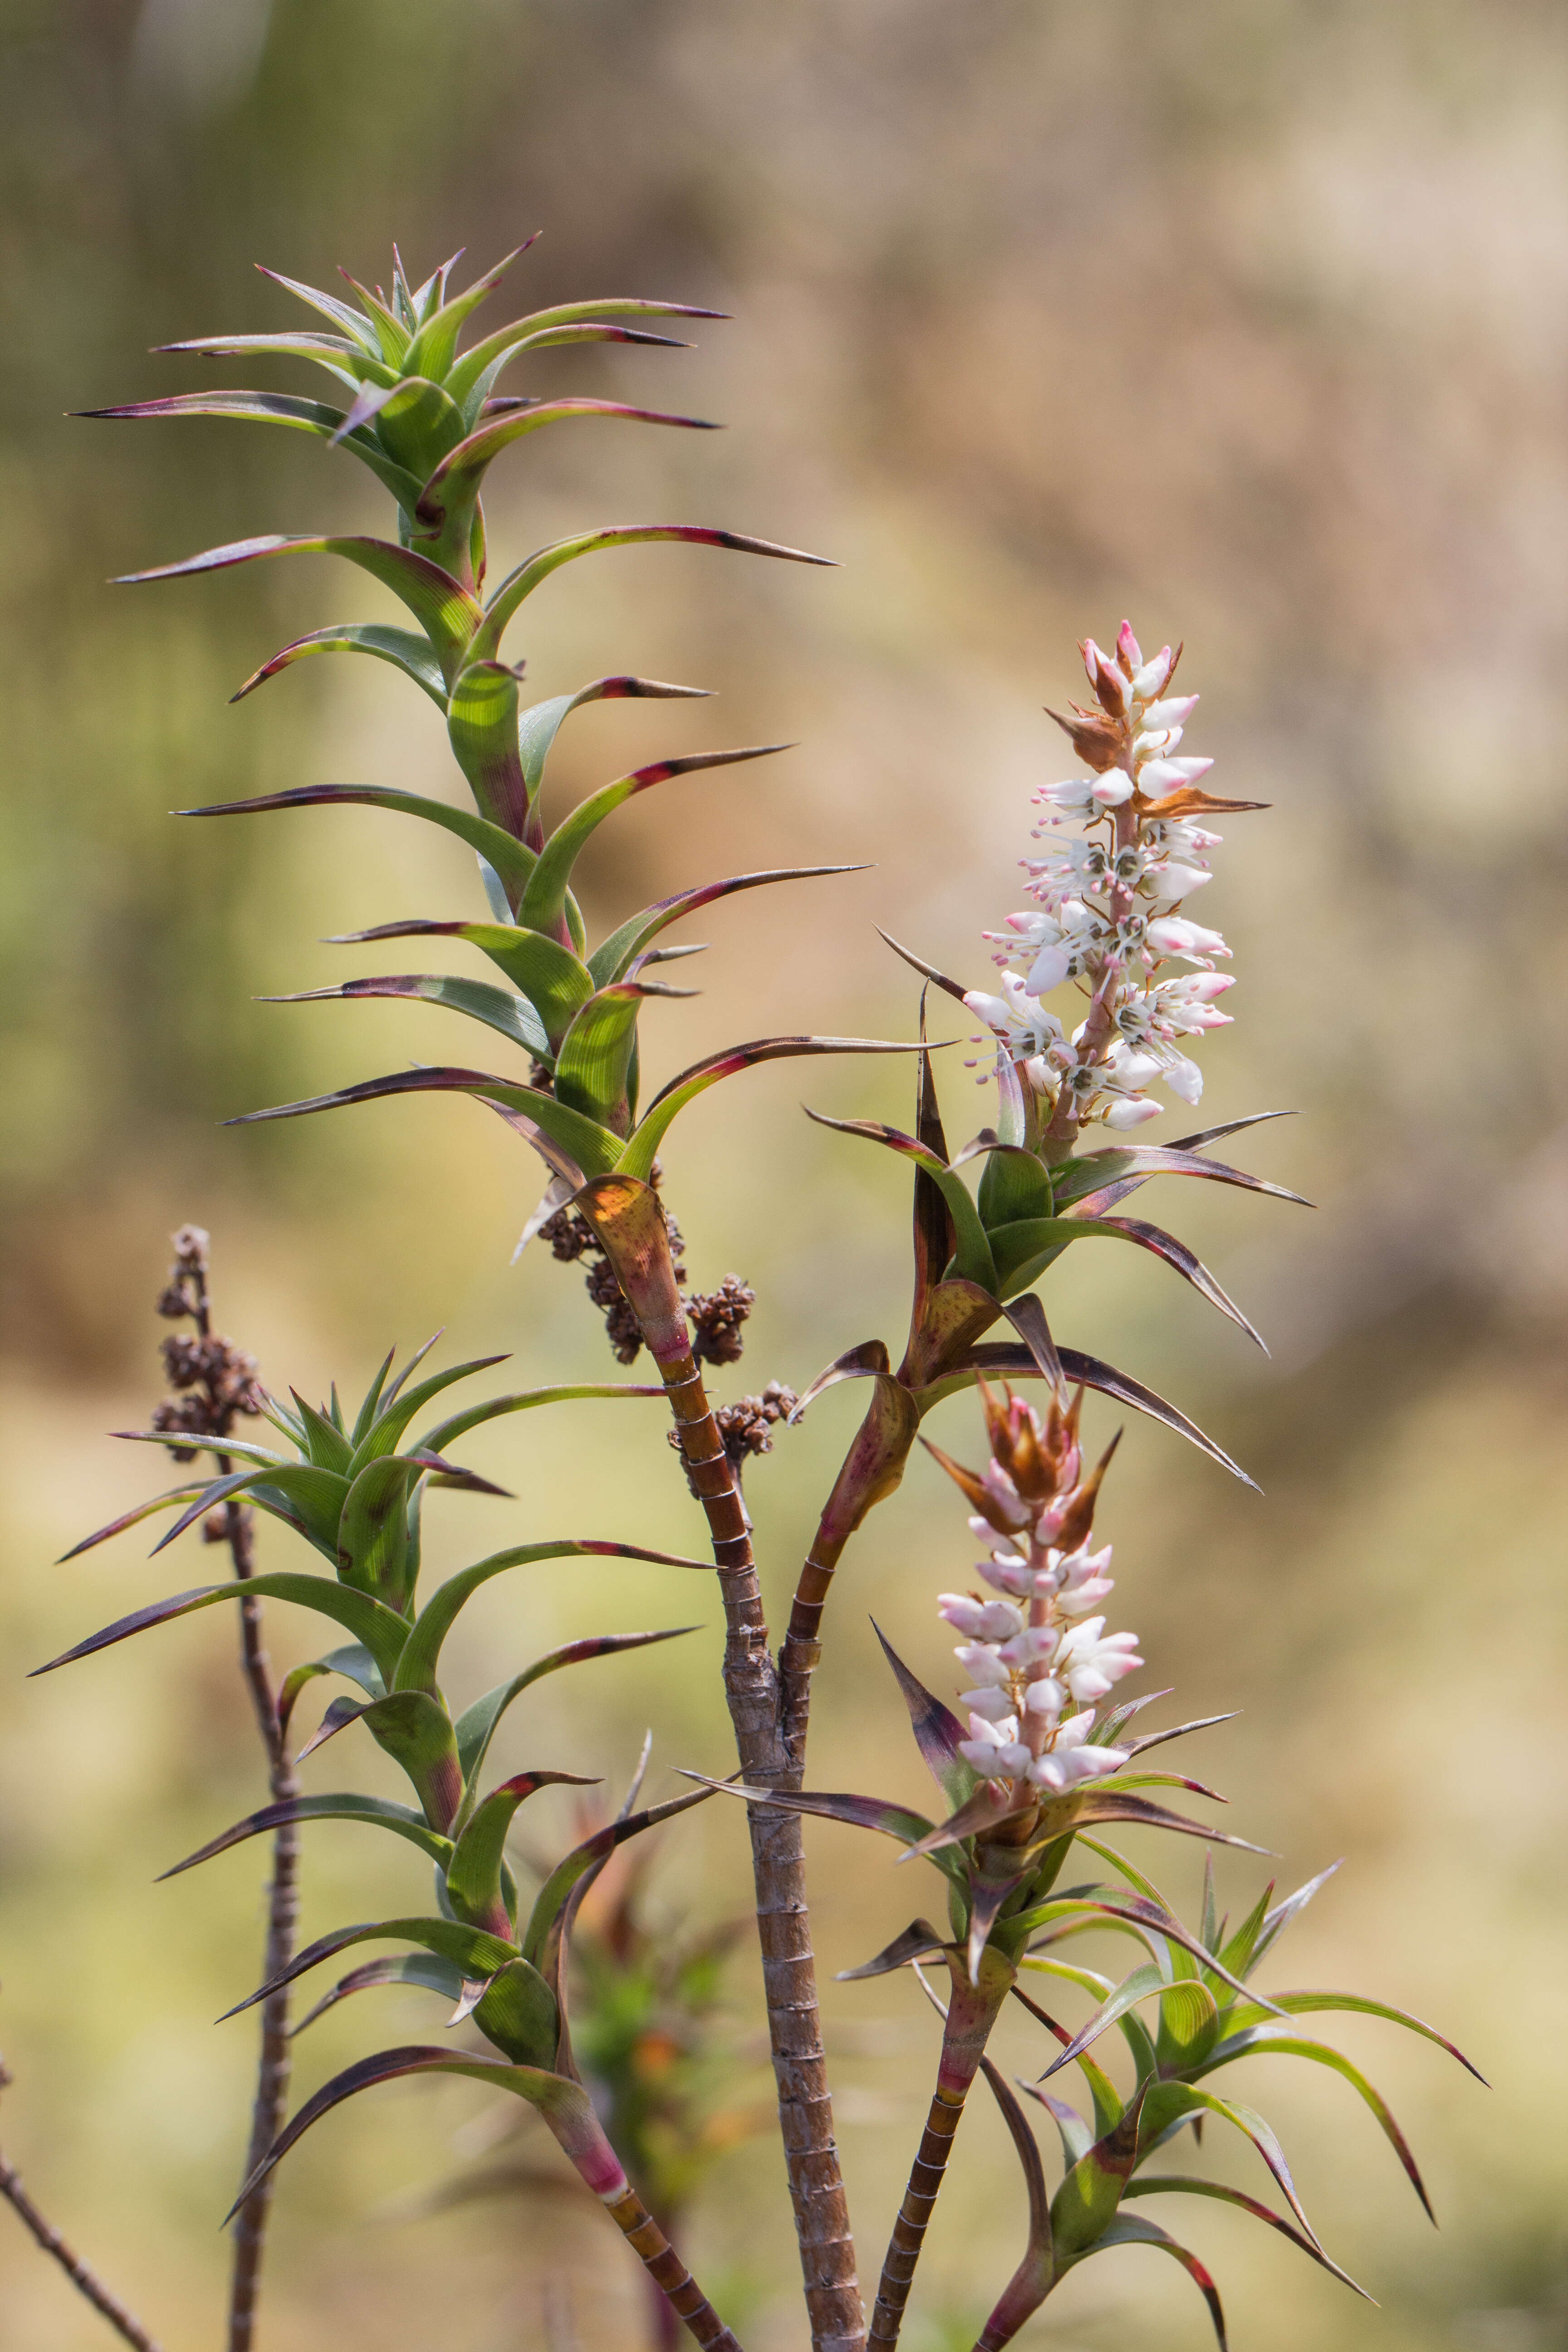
1091,770,1135,808
1103,1095,1162,1129
1117,621,1144,671
1131,647,1174,698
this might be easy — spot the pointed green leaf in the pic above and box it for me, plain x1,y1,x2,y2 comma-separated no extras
474,525,832,662
520,745,787,941
393,1540,706,1698
446,293,727,409
182,782,534,906
116,532,479,671
226,1063,621,1180
804,1110,997,1291
588,863,863,987
34,1573,407,1686
1065,2215,1228,2347
622,1037,931,1183
447,1770,598,1937
162,1795,451,1880
232,623,448,709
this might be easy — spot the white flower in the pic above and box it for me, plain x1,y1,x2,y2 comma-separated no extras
938,1593,1024,1642
1043,1541,1116,1616
958,1712,1031,1779
953,1643,1011,1688
1145,860,1212,906
1056,1618,1144,1701
979,1460,1032,1531
997,1626,1060,1671
1142,693,1198,728
1138,755,1214,798
1022,1675,1066,1717
1027,1733,1129,1790
960,1686,1018,1724
1035,776,1099,818
1103,1094,1163,1130
963,974,1066,1062
1091,769,1135,807
976,1548,1033,1597
1130,647,1174,699
1147,914,1230,965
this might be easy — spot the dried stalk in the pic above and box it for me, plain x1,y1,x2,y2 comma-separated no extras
0,2059,164,2352
158,1231,299,2352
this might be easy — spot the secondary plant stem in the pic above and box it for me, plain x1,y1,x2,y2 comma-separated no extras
0,2071,165,2352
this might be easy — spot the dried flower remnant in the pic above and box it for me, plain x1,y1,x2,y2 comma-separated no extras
930,1382,1138,1797
965,623,1265,1154
688,1275,755,1367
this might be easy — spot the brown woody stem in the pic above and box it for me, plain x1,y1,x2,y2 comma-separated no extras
607,2187,744,2352
868,1966,1011,2349
579,1177,862,2352
866,2086,967,2349
0,2127,164,2352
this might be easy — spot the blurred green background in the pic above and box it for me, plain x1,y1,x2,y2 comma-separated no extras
0,1,1564,2347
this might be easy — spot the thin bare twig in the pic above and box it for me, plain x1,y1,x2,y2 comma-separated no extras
155,1227,299,2352
0,2058,164,2352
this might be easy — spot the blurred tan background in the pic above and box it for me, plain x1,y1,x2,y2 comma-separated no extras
0,1,1564,2347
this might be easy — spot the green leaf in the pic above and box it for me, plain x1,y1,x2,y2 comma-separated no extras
182,782,534,906
255,264,384,353
350,1690,466,1832
328,918,593,1046
1197,2030,1438,2217
474,525,832,662
471,1955,563,2066
553,984,649,1135
1155,1976,1222,2073
114,528,473,654
362,374,469,480
1136,2082,1321,2245
289,1954,466,2037
520,1786,716,1970
401,244,533,383
447,1770,598,1937
680,1771,936,1850
622,1037,930,1183
976,1143,1056,1232
227,2046,626,2222
588,863,864,987
289,1389,355,1473
1050,2085,1147,2257
446,659,532,843
1122,2178,1371,2298
453,1633,696,1804
231,623,448,709
1219,1988,1483,2079
959,1342,1259,1491
82,389,426,506
871,1622,978,1814
1001,1214,1267,1348
353,1354,509,1468
34,1573,408,1687
223,1916,516,2019
227,1063,622,1182
154,326,373,375
804,1111,997,1292
446,293,726,408
413,399,720,563
1051,1143,1309,1213
335,1455,423,1607
161,1794,452,1880
520,745,787,941
1065,2215,1228,2348
417,1381,665,1458
393,1540,706,1697
270,971,552,1063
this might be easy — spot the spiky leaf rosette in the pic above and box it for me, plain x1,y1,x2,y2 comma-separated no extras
89,245,919,1219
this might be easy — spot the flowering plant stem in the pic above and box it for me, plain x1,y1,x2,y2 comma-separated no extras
587,1187,862,2351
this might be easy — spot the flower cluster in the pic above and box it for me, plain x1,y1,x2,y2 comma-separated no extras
930,1383,1141,1795
965,623,1257,1139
